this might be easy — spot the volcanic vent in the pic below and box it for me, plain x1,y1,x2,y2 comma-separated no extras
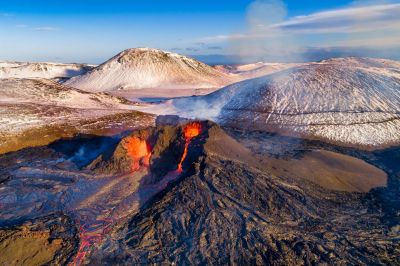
87,117,206,178
61,119,209,265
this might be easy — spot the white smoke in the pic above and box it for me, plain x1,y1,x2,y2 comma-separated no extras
229,0,303,63
170,97,225,121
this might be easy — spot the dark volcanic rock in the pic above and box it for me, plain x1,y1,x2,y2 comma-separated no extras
1,121,398,265
121,125,399,265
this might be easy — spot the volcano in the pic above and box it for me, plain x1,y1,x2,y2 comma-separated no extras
0,118,398,265
173,57,400,149
65,48,235,95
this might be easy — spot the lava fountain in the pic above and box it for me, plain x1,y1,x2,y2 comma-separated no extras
177,122,202,172
124,136,152,171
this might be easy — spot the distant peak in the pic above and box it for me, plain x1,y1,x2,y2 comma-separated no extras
119,47,179,57
106,47,196,65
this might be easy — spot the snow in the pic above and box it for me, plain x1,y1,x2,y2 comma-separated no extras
2,55,400,150
65,48,236,93
0,61,95,80
171,57,400,148
0,78,134,110
0,78,149,142
215,62,303,79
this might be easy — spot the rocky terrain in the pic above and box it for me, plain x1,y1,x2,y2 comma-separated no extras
0,61,94,81
172,57,400,149
0,119,398,265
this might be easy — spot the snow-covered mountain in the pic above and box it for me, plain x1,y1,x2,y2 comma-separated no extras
0,78,132,109
0,61,95,80
65,48,236,92
172,57,400,149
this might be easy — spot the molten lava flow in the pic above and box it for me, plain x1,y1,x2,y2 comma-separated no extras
177,122,202,172
71,218,112,266
124,136,151,171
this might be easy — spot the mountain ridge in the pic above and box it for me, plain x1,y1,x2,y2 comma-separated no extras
0,61,95,80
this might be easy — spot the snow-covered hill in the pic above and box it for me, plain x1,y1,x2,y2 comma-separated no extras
65,48,236,93
172,57,400,149
0,61,94,80
0,78,155,154
214,62,302,79
0,78,132,109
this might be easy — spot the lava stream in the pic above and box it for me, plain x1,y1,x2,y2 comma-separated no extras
71,218,113,266
71,123,201,265
177,122,202,172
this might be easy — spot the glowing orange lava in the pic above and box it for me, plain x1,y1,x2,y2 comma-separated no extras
71,218,112,266
184,122,202,139
124,136,151,171
177,122,202,172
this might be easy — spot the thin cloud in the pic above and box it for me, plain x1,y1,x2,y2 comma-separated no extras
333,35,400,48
186,47,200,52
202,3,400,41
274,3,400,33
194,42,207,48
15,24,28,28
34,26,59,32
202,34,252,42
208,46,222,50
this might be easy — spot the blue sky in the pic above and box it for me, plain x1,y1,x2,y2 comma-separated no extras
0,0,399,63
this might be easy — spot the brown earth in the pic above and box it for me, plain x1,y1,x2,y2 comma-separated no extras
0,110,154,155
0,215,77,266
204,125,387,193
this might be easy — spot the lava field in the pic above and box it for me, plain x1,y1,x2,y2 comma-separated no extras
0,116,399,265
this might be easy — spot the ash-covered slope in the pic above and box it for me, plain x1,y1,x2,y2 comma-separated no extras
173,57,400,149
65,48,235,92
0,61,94,80
0,78,131,109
